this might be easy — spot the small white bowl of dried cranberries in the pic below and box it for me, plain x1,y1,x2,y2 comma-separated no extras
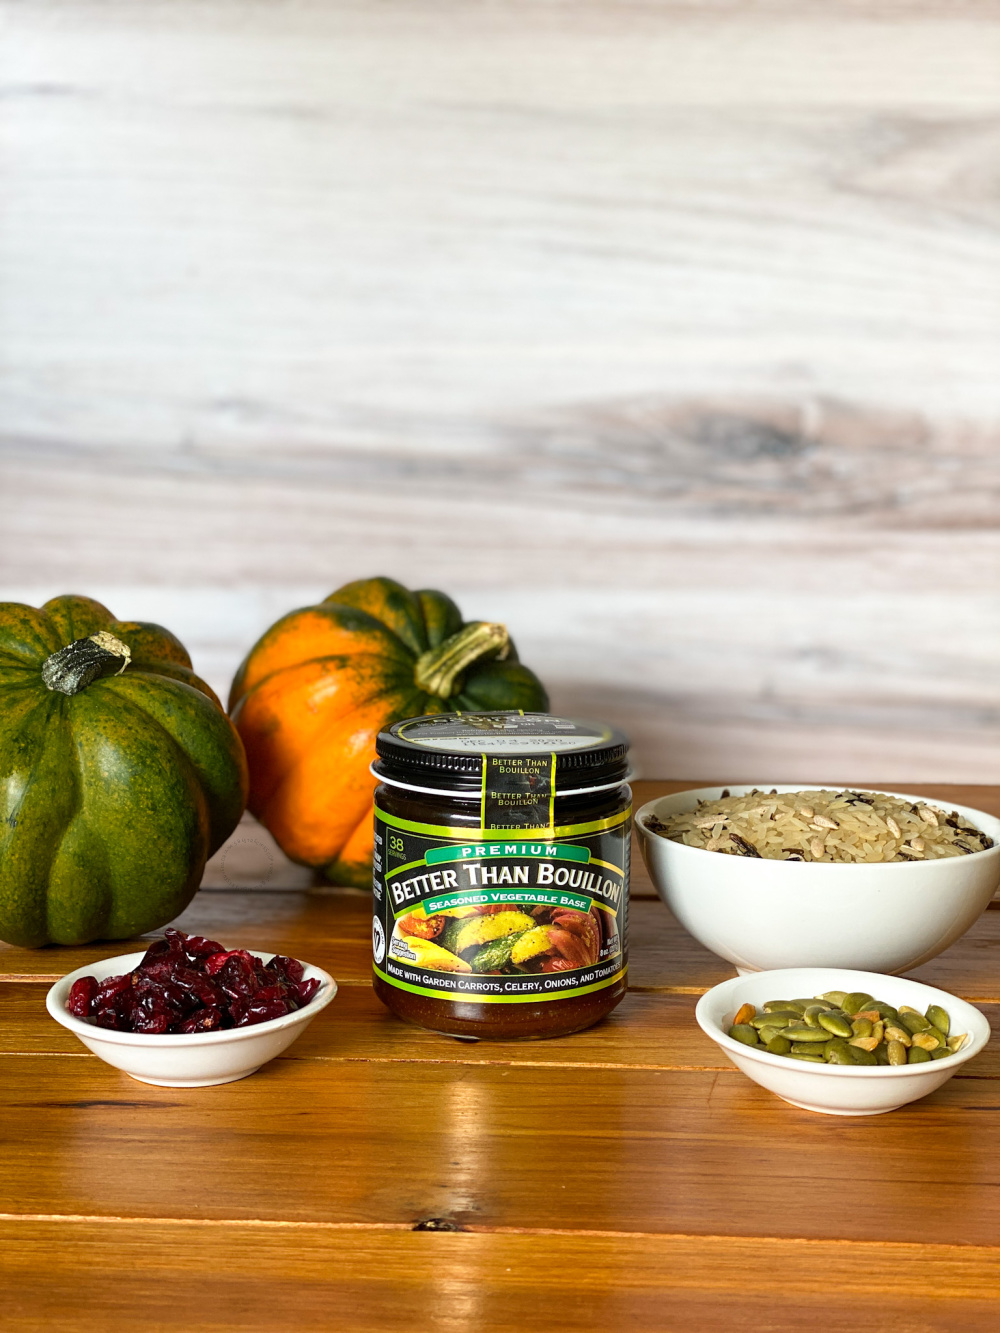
45,928,337,1087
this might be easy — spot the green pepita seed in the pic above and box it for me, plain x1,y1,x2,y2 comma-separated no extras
787,1052,825,1063
874,1003,901,1022
764,1000,806,1014
926,1005,950,1037
931,1047,951,1060
842,992,874,1016
887,1040,907,1066
750,1010,799,1028
874,1042,891,1065
765,1035,792,1055
729,1024,759,1046
757,1026,786,1045
776,1026,832,1042
817,1011,853,1038
847,1045,878,1066
826,1049,855,1066
907,1045,932,1064
791,1040,831,1055
851,1017,873,1039
819,990,848,1007
802,1006,826,1028
824,1040,853,1065
900,1012,931,1035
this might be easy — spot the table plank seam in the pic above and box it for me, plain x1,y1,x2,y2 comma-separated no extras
2,1050,998,1080
3,1213,1000,1257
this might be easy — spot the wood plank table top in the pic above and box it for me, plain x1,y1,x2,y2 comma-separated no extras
2,780,999,1331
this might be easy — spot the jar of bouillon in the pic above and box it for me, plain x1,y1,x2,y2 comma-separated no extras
371,711,630,1039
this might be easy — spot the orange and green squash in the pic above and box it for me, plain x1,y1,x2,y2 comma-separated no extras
228,577,549,887
0,596,248,947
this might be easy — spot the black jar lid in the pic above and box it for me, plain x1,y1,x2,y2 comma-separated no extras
374,711,630,794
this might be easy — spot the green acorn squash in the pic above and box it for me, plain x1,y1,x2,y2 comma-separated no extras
0,595,248,947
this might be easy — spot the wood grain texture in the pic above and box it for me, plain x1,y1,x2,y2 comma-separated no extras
2,1221,1000,1333
3,1,1000,781
3,1052,1000,1243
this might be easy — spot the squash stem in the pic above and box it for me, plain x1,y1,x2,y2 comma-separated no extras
414,622,509,699
41,632,131,696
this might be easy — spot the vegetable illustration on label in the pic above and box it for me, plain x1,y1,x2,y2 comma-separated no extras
375,816,628,1003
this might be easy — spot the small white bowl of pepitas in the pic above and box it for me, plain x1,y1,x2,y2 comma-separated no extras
697,967,991,1116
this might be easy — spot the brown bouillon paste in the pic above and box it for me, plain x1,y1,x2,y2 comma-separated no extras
371,711,630,1039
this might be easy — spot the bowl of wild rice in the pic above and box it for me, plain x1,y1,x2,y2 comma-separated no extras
636,787,1000,975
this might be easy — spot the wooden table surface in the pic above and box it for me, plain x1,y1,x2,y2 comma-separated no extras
3,780,1000,1331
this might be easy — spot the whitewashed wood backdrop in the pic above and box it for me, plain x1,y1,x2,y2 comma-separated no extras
3,0,1000,801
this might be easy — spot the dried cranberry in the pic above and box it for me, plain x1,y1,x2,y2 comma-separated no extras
134,976,186,1020
180,1006,223,1034
137,937,174,968
228,996,250,1026
168,965,225,1010
94,973,131,1006
135,957,177,983
253,984,289,1004
133,1009,171,1034
295,978,321,1006
203,950,237,975
94,1006,123,1030
67,976,98,1018
180,933,225,962
267,955,304,984
216,952,260,1000
239,997,292,1027
112,982,139,1016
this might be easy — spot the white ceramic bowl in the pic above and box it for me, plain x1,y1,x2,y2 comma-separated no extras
638,786,1000,974
46,949,337,1087
696,967,991,1116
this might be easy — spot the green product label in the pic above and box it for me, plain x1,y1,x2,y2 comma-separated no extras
371,806,630,1005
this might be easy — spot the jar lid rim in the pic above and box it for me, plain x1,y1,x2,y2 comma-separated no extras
375,710,630,791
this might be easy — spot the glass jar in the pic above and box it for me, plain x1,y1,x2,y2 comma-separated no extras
371,711,631,1039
